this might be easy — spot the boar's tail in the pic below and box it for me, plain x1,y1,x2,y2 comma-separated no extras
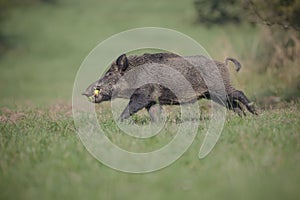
225,57,242,72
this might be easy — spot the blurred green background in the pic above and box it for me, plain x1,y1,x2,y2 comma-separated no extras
0,0,299,200
0,0,298,107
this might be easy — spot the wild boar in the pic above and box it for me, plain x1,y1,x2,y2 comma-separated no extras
82,53,257,121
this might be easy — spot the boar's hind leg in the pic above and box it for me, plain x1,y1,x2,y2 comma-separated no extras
119,94,154,121
228,100,246,117
229,90,257,115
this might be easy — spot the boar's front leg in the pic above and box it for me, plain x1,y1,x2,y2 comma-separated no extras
146,104,163,123
119,93,155,121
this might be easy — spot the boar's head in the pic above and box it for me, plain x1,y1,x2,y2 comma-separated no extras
82,54,129,103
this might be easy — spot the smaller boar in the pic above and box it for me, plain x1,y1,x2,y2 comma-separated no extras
82,53,257,121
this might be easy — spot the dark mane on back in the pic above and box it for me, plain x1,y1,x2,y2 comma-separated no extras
127,53,179,69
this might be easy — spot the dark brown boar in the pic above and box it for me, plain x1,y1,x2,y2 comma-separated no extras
82,53,257,121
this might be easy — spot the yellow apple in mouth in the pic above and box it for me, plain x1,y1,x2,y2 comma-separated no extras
93,89,100,97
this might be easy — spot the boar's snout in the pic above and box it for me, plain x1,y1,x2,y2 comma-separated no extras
82,89,103,103
81,91,90,96
81,80,104,103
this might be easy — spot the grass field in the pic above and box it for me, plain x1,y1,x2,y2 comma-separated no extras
1,103,300,200
0,0,300,199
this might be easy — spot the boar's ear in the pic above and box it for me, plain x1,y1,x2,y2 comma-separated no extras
116,54,128,71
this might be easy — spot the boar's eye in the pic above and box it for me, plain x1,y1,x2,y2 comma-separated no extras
94,86,101,90
106,72,112,76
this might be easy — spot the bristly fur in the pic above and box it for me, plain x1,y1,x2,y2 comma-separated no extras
83,53,257,120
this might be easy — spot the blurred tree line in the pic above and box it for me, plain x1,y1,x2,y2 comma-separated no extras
194,0,247,25
194,0,300,29
195,0,300,99
194,0,300,68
